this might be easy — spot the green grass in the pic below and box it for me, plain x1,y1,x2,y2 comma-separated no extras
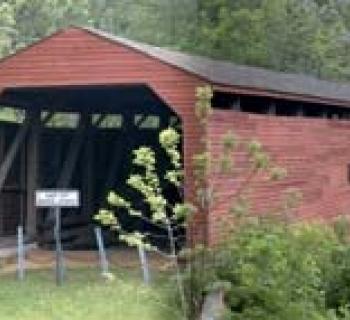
0,268,182,320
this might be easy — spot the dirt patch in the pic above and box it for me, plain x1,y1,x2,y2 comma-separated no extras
0,248,172,274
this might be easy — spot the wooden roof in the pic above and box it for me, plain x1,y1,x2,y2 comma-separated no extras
82,27,350,105
1,26,350,106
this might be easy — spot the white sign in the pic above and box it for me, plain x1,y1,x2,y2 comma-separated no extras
35,189,80,208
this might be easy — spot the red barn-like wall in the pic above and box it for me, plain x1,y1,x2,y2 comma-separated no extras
1,26,350,245
207,110,350,244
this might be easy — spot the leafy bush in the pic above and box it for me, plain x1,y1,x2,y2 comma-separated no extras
185,216,350,320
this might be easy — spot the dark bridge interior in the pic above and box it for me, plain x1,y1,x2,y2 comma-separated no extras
0,84,184,249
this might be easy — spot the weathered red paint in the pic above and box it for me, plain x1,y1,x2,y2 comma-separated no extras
207,110,350,244
0,27,209,244
0,27,349,245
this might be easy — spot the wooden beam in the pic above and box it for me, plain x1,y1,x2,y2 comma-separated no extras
57,113,88,188
135,114,148,127
0,117,30,191
52,134,62,184
26,109,41,237
93,114,107,127
41,111,55,124
322,109,328,119
232,97,241,111
332,113,339,120
0,96,45,110
0,126,5,235
158,113,171,129
82,115,94,217
102,133,123,198
99,114,133,207
268,102,276,115
296,105,304,117
19,136,26,226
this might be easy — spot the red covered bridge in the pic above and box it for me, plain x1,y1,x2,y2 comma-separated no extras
0,26,350,247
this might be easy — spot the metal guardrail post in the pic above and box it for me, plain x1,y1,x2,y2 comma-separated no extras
94,226,109,275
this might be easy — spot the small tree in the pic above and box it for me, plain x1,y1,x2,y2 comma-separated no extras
95,124,193,318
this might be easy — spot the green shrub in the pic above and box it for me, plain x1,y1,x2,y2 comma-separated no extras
185,217,350,320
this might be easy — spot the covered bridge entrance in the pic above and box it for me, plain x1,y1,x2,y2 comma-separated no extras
0,84,182,248
0,27,205,248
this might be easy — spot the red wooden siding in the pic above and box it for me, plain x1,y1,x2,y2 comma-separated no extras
0,27,208,243
2,27,350,246
207,110,350,244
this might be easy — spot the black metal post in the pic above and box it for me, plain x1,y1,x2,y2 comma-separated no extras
54,207,64,285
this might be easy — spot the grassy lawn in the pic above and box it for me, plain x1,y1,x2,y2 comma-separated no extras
0,267,182,320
